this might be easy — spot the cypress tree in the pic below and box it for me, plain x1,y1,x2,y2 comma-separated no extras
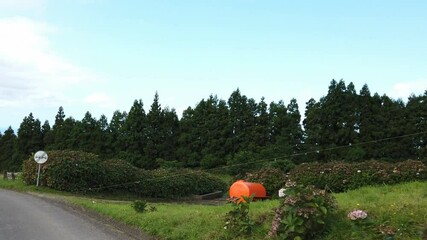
108,110,128,156
0,127,18,171
407,91,427,159
145,92,164,168
123,99,147,168
227,89,256,155
17,113,43,157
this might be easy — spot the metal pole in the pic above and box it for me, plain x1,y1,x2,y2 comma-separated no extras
36,164,41,187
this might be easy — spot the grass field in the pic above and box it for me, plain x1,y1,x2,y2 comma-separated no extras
68,181,427,240
1,177,426,239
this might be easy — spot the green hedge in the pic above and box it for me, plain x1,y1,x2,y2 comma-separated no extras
136,169,227,198
22,150,104,192
22,150,227,198
244,168,287,197
100,159,141,191
289,160,426,192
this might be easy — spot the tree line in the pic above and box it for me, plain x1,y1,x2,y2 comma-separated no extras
1,80,426,172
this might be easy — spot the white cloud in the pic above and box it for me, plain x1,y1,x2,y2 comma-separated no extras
0,17,99,108
389,79,427,100
84,92,116,108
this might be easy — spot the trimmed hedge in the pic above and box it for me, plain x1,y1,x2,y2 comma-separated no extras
289,160,426,192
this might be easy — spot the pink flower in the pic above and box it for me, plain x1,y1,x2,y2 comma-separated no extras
347,210,368,220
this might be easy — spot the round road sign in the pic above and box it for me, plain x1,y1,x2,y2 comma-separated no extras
34,151,48,164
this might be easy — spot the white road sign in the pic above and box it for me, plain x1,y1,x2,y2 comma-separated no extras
34,151,48,164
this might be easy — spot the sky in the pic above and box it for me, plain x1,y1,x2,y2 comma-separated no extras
0,0,426,132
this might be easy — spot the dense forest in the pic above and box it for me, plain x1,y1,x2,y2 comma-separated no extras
1,80,426,172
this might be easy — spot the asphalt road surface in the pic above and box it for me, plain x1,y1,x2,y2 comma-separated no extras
0,189,144,240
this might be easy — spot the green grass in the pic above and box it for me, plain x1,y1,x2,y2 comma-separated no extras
1,177,426,239
324,181,427,240
0,176,64,194
68,197,278,240
69,182,427,240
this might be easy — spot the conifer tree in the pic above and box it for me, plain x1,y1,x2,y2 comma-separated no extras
161,107,179,162
251,97,270,152
379,96,411,160
0,127,18,171
71,111,99,153
178,95,230,168
108,110,128,156
227,89,257,154
97,114,111,157
303,98,323,161
268,100,288,144
123,99,147,167
50,106,67,150
357,84,374,159
145,92,164,168
41,120,52,148
62,117,77,150
177,106,201,167
17,113,43,157
406,91,427,158
199,95,230,168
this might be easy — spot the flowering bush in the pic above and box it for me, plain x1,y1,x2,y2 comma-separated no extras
278,188,286,198
244,167,287,197
346,209,377,239
268,180,337,239
289,160,426,192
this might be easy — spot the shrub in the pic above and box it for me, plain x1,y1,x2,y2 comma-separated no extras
22,150,103,192
22,151,227,198
136,169,227,198
155,159,183,169
132,200,148,213
244,168,287,197
289,160,426,192
45,152,105,192
263,159,296,173
22,155,39,185
224,195,255,237
100,159,141,191
268,180,337,239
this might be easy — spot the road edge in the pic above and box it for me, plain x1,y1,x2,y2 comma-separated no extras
26,191,157,240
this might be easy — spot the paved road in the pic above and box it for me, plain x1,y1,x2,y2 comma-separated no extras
0,189,141,240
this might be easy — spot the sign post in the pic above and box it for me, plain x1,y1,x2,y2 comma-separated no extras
34,151,48,187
